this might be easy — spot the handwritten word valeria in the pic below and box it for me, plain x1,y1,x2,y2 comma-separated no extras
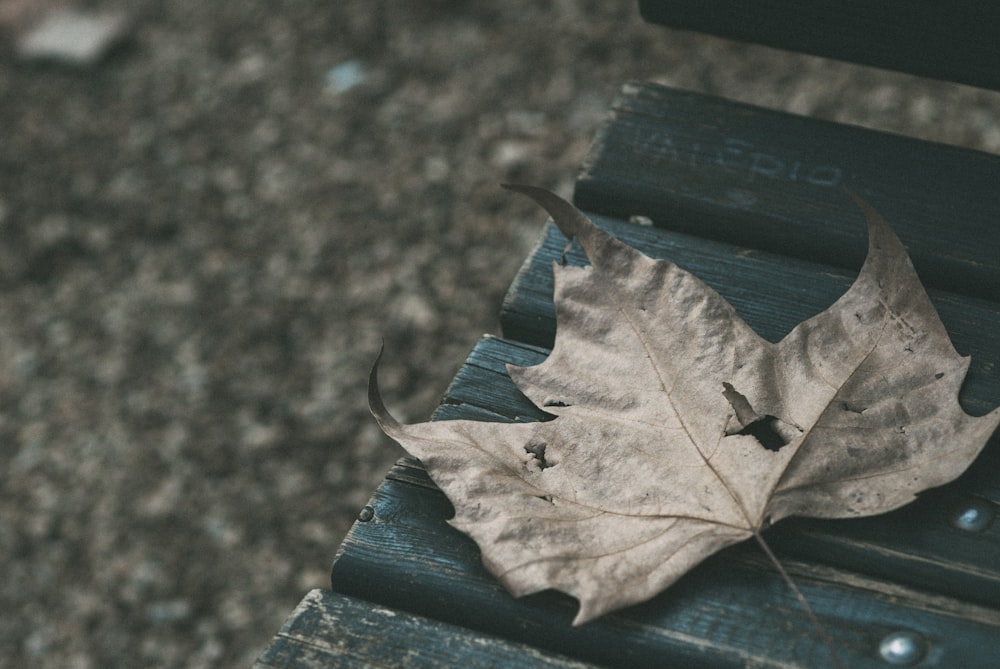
648,135,843,187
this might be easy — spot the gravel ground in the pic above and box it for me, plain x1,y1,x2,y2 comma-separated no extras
2,2,998,667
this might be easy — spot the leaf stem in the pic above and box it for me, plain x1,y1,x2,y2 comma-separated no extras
752,531,846,669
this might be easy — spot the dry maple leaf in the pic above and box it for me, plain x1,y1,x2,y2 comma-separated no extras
369,185,1000,626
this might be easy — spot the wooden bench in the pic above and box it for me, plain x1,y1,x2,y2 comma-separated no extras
255,3,1000,667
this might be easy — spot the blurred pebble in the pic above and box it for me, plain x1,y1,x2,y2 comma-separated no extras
325,59,367,94
17,8,129,65
491,140,532,169
146,599,192,623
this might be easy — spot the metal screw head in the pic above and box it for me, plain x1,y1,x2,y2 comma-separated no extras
950,498,995,532
358,505,375,522
878,630,926,665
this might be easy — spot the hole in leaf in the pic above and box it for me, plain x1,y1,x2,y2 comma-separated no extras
543,399,571,408
736,416,790,452
934,372,944,380
525,441,554,470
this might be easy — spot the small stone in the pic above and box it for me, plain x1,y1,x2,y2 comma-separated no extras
423,155,450,183
145,599,192,623
491,140,532,169
325,59,367,94
17,9,129,65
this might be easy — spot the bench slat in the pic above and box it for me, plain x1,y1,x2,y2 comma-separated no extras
330,338,1000,668
426,335,1000,609
252,589,600,668
638,0,1000,91
574,82,1000,301
501,216,1000,418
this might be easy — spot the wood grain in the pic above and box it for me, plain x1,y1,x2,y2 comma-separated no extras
252,589,599,668
574,83,1000,301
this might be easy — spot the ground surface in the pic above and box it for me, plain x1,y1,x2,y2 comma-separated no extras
1,2,998,667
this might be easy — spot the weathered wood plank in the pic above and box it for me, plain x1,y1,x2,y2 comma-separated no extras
573,82,1000,301
500,216,1000,418
252,589,600,668
331,399,1000,667
638,1,1000,91
435,335,551,424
